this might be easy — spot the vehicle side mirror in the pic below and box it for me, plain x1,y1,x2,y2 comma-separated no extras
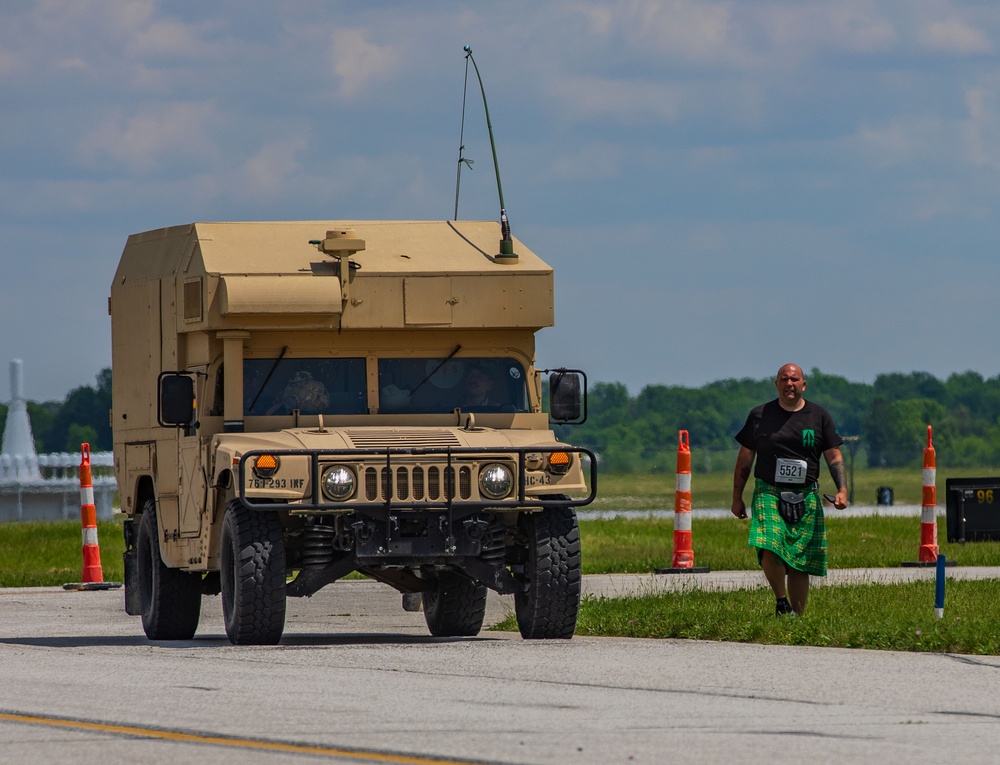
548,369,587,425
158,373,196,427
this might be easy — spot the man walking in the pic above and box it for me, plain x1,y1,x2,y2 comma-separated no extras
731,363,848,616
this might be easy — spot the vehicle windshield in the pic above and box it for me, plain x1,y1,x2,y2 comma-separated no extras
244,358,367,416
378,357,528,414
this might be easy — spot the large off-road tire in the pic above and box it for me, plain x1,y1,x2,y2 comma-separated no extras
220,500,286,645
513,500,582,639
136,500,201,640
422,570,488,637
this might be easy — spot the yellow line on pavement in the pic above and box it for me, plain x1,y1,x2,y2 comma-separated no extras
0,711,485,764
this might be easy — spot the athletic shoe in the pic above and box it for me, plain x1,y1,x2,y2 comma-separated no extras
775,597,795,617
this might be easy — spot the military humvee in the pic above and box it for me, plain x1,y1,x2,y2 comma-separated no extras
110,220,595,644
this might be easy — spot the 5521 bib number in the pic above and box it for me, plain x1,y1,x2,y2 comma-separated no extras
775,458,807,484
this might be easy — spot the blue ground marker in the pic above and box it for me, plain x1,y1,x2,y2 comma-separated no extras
934,553,946,619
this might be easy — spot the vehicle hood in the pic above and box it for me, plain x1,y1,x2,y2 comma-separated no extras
217,425,563,453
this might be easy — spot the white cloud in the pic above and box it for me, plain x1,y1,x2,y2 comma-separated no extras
962,84,1000,168
567,0,749,67
535,1,899,132
330,28,399,98
619,0,739,65
53,57,89,71
0,0,227,93
568,0,897,69
570,3,615,36
0,49,20,77
853,119,939,168
688,146,735,166
919,18,993,54
239,136,310,197
78,101,219,172
544,143,625,181
544,74,685,125
762,3,896,56
124,16,218,59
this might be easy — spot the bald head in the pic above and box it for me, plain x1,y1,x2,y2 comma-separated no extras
776,363,805,383
775,363,807,411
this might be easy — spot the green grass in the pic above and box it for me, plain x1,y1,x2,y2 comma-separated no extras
0,520,125,587
579,515,1000,572
549,466,1000,652
493,580,1000,654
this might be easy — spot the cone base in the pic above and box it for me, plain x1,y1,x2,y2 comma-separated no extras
62,582,123,590
654,567,711,574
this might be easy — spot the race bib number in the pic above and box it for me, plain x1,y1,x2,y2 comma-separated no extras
775,458,807,484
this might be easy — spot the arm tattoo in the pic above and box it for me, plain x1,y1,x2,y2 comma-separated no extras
734,450,754,490
828,460,847,490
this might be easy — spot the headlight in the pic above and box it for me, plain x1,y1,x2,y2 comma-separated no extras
479,463,513,500
322,465,356,500
253,454,280,479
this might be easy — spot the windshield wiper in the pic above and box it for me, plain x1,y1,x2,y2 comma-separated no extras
409,344,462,398
247,345,288,413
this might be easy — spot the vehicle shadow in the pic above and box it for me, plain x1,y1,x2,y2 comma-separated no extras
0,632,513,649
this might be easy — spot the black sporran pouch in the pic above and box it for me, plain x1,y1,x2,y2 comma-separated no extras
778,491,806,524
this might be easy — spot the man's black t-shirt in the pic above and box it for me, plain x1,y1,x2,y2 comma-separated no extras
735,399,843,484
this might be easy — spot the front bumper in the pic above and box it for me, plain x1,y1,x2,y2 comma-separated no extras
237,445,597,513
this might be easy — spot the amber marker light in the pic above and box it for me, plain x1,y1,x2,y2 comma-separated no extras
547,451,572,474
253,454,280,479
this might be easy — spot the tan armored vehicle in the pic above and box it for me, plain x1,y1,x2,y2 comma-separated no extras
110,220,595,644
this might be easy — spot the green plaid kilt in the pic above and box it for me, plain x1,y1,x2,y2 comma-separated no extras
748,479,827,576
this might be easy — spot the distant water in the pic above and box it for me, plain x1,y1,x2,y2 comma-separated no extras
578,504,934,520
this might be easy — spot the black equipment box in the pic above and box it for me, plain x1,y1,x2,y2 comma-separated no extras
945,477,1000,543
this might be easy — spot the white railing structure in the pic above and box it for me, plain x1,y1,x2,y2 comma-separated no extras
0,360,117,522
0,451,118,522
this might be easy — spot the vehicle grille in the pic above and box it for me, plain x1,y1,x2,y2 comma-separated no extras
346,429,462,449
364,465,473,502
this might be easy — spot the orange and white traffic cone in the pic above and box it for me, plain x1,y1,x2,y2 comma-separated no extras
655,431,709,574
918,426,939,563
79,443,104,583
63,444,121,591
672,430,694,568
903,426,945,568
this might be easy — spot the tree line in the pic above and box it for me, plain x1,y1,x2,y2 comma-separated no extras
5,367,1000,473
0,369,112,454
556,369,1000,473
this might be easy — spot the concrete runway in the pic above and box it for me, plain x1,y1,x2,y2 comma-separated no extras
2,571,1000,765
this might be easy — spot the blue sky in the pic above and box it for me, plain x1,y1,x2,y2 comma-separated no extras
3,1,1000,403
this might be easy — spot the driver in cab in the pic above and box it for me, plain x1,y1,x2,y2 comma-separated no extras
461,364,495,408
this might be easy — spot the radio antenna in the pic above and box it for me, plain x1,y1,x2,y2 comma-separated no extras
454,53,475,221
461,45,515,261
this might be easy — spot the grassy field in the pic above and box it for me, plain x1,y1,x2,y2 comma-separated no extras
579,515,1000,572
564,470,1000,653
491,579,1000,654
7,511,1000,585
0,520,127,587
